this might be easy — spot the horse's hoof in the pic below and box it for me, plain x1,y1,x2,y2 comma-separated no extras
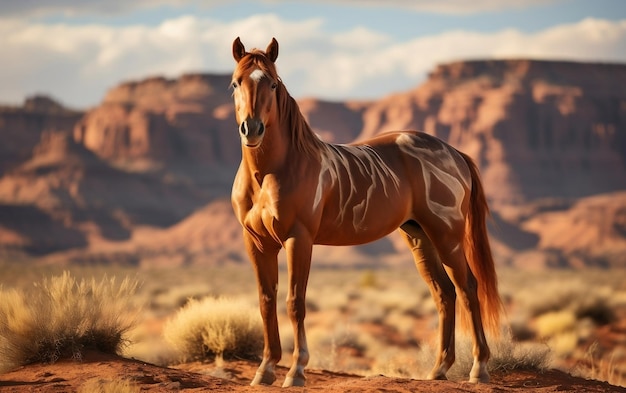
426,373,448,381
282,375,306,387
468,371,490,383
250,371,276,386
469,362,490,383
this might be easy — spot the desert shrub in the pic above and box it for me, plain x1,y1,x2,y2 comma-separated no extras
535,310,577,338
78,378,140,393
488,339,552,373
163,296,263,364
0,272,139,372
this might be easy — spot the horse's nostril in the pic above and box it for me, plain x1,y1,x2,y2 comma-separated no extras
259,123,265,135
240,122,248,136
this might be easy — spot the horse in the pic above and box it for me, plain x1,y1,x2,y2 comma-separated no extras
230,37,503,387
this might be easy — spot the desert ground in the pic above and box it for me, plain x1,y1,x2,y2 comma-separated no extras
1,260,625,392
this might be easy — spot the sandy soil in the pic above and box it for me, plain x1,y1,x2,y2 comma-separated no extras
1,351,624,393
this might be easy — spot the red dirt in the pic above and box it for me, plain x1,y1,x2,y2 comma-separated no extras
0,351,624,392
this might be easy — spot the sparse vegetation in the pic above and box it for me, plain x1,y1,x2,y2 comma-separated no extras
488,338,552,373
163,296,263,364
0,271,139,372
577,343,625,388
407,334,552,381
0,262,624,387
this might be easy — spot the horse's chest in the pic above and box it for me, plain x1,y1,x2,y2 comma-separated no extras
238,182,287,243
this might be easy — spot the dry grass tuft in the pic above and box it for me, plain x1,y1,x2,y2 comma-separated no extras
488,339,552,373
0,272,139,372
578,343,626,388
163,296,263,364
436,334,552,381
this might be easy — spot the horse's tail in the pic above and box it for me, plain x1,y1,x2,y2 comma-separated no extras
459,151,503,337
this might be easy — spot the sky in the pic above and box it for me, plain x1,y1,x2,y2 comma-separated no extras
1,0,625,109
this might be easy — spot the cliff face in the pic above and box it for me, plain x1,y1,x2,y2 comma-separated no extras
0,96,83,175
1,60,625,267
0,129,211,255
72,74,369,165
73,74,241,165
357,60,626,203
73,61,626,204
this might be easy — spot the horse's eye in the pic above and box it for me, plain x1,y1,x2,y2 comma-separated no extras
231,81,238,89
271,82,277,90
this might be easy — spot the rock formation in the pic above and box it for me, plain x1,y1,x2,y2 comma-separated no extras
357,60,626,204
73,74,240,166
0,95,83,175
1,60,625,268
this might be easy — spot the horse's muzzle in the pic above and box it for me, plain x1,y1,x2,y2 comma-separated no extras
239,119,265,147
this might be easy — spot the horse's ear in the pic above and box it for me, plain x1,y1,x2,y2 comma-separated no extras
233,37,246,62
266,38,279,63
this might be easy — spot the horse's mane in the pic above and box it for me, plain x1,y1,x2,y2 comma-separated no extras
275,79,324,157
240,49,324,158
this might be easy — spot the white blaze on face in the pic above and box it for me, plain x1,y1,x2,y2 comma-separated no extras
250,69,265,82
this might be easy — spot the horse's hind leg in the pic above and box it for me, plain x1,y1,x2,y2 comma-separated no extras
445,260,491,383
427,223,491,383
400,221,456,380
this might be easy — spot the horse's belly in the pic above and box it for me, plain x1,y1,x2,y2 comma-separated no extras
314,209,406,246
313,177,412,245
314,228,395,246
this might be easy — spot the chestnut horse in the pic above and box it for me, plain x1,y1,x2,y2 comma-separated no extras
230,37,502,387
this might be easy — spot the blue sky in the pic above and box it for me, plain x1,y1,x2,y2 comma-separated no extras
1,0,625,108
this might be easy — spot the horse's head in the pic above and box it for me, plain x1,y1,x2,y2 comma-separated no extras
231,37,280,148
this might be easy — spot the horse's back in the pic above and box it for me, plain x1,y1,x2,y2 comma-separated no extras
359,131,468,171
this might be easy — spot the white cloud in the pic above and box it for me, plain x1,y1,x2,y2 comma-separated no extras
0,0,556,17
290,17,626,99
313,0,560,14
0,14,624,108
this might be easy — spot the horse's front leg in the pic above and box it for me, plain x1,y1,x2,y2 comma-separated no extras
282,229,313,387
244,234,282,386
